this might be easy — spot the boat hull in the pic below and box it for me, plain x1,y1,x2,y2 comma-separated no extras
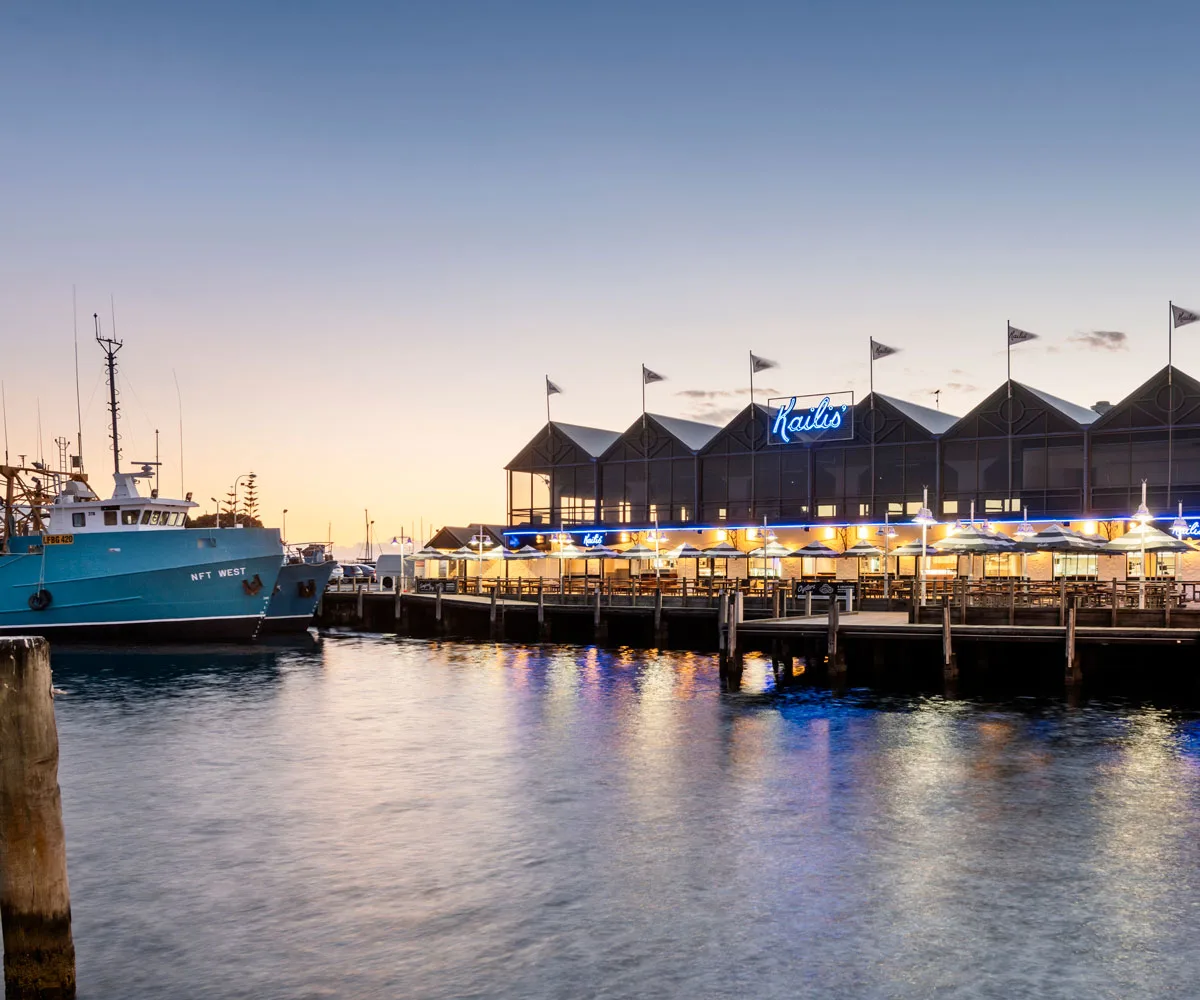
261,560,337,633
0,528,284,643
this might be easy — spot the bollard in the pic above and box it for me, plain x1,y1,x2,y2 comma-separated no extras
536,579,549,640
653,588,666,647
717,590,728,652
1007,578,1016,626
1065,598,1081,687
435,588,443,628
356,586,364,622
827,598,845,681
804,592,813,619
0,637,76,999
593,585,608,644
489,586,499,639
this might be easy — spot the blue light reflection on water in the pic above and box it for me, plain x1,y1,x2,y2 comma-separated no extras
47,637,1200,1000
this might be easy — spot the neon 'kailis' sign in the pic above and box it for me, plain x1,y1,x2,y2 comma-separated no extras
770,395,852,444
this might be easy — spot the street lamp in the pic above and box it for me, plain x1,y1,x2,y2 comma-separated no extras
1133,479,1153,609
876,511,897,602
912,486,937,607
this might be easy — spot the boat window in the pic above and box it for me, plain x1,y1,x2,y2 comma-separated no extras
104,511,118,526
122,510,140,525
141,510,153,524
149,511,161,525
72,512,86,527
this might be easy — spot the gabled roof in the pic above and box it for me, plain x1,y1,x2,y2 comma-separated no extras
552,422,621,458
875,393,959,435
1089,365,1200,431
426,525,506,550
698,403,772,455
1017,383,1100,426
942,379,1096,439
647,413,723,452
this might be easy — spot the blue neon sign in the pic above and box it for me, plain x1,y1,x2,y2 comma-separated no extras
768,391,855,445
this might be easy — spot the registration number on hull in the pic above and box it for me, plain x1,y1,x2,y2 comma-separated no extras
43,534,74,545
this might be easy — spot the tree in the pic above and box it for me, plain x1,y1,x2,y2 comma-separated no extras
242,475,259,526
188,511,262,529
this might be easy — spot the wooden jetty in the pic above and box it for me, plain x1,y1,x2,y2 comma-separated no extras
318,578,1200,698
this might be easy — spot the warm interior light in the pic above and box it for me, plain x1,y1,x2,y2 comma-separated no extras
747,528,759,540
1082,521,1097,536
619,532,630,543
716,529,728,541
823,527,835,540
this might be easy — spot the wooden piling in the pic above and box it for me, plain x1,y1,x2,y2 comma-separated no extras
593,586,608,644
827,598,845,680
434,588,443,631
1110,577,1118,627
1065,599,1081,687
1166,579,1174,628
942,602,957,681
804,592,813,618
1058,575,1067,626
536,580,549,640
653,588,667,648
717,590,727,652
1007,578,1016,626
355,586,364,622
489,587,500,640
0,637,76,999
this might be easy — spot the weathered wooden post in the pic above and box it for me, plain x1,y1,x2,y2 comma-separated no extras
1110,577,1118,627
474,574,482,596
804,592,813,618
1166,579,1174,628
593,585,608,644
356,585,364,623
827,597,845,682
1058,575,1067,626
772,585,781,620
434,588,444,633
724,591,744,690
959,574,968,625
653,588,667,648
1065,597,1081,688
717,589,728,654
489,586,500,640
942,601,957,682
1007,578,1016,626
536,579,549,640
0,638,76,999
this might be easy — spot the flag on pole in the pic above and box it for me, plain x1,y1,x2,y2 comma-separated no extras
1172,304,1200,328
642,366,666,384
750,353,778,373
870,339,899,360
1007,325,1038,345
546,377,563,396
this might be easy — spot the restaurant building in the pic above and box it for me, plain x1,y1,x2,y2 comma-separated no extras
478,365,1200,585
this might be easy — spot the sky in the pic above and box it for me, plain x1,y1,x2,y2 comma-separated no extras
3,1,1200,550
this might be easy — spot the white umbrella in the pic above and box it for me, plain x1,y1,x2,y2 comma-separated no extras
789,540,838,557
414,546,452,560
748,540,796,558
700,540,746,559
1103,523,1191,553
841,540,883,558
667,542,706,559
502,544,546,560
617,542,659,559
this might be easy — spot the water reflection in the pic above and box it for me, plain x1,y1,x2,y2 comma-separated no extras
48,637,1200,999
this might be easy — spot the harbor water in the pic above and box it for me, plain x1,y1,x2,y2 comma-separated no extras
46,637,1200,999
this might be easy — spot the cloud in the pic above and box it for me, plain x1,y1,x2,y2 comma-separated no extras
945,381,977,393
675,386,780,400
680,403,746,424
1069,329,1129,351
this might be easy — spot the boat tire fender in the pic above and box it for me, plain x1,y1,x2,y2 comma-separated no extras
28,589,52,612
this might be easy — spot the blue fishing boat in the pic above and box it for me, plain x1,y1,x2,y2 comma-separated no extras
0,323,284,641
262,544,337,633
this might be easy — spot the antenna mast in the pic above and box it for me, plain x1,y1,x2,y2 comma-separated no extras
73,285,84,472
94,313,124,478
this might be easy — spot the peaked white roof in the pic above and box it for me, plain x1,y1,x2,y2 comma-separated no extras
1016,383,1100,426
552,422,622,458
876,393,959,435
647,413,723,452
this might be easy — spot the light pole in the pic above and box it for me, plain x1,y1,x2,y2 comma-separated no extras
913,486,937,607
876,511,897,603
1133,479,1152,610
231,472,255,528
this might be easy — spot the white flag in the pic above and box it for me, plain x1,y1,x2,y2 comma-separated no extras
642,366,666,385
870,339,899,360
546,376,563,396
1172,304,1200,328
1008,324,1038,345
750,352,778,373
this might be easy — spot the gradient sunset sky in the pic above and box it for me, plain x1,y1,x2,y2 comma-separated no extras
3,2,1200,547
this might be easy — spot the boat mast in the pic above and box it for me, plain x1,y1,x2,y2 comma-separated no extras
94,313,123,478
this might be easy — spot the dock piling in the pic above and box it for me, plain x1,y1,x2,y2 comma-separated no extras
826,598,845,681
942,602,957,682
0,637,76,1000
653,588,667,648
804,592,813,618
536,580,549,640
1066,598,1081,688
489,587,500,640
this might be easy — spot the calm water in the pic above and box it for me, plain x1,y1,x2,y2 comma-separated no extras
44,636,1200,999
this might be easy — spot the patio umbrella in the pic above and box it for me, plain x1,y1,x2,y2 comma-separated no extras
748,540,799,558
413,546,452,560
936,525,1017,553
840,540,883,558
551,542,588,559
788,540,839,557
667,542,706,559
1103,523,1191,553
451,544,504,561
700,540,747,559
501,544,546,560
1014,523,1104,552
584,545,622,558
889,539,941,557
617,542,658,559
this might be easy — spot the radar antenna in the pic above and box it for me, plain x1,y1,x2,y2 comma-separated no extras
94,313,123,478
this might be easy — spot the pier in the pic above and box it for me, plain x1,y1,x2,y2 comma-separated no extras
317,577,1200,698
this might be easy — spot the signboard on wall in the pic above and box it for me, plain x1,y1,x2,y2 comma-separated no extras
767,391,855,445
415,578,461,594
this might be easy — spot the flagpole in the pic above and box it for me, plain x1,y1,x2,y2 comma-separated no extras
1007,321,1013,514
869,338,875,519
642,365,649,525
1169,301,1175,504
749,351,756,520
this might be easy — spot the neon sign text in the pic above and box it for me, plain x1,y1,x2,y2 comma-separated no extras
771,396,850,444
582,532,606,546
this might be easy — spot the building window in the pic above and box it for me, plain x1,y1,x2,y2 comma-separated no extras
718,508,727,521
678,506,690,522
72,512,85,527
888,502,903,515
618,502,631,524
906,501,921,515
648,503,657,520
983,553,1020,577
1127,552,1176,579
858,503,870,516
817,504,836,518
943,500,958,515
1054,553,1098,579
